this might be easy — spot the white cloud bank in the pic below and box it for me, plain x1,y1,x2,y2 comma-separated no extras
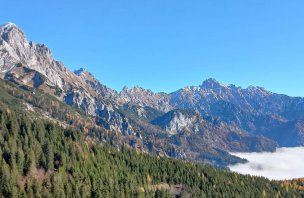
229,147,304,180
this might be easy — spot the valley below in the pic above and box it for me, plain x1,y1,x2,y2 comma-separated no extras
229,147,304,180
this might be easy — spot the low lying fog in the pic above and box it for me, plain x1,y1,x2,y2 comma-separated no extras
229,147,304,180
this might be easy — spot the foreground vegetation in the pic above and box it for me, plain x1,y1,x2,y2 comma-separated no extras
0,106,303,198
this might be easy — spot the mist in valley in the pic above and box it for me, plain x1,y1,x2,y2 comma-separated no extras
229,147,304,180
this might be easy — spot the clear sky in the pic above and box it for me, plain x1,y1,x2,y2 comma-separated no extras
1,0,304,96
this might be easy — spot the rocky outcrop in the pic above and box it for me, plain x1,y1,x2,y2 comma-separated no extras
0,23,134,135
151,110,199,135
74,68,118,100
0,23,68,89
117,86,171,112
150,109,277,152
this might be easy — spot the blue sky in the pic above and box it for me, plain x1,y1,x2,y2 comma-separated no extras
1,0,304,96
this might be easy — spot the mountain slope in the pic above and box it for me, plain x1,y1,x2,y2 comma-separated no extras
0,71,244,166
0,106,303,197
151,109,277,152
0,23,248,166
0,22,134,135
1,22,304,167
114,78,304,147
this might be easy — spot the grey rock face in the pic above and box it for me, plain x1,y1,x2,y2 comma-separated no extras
151,110,199,135
117,86,172,112
0,23,65,88
123,78,304,147
0,23,134,135
73,67,118,100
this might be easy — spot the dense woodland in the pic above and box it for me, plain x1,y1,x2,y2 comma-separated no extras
0,77,303,197
0,106,303,198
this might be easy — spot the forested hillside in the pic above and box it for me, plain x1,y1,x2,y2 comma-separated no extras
0,78,245,166
0,107,303,197
1,22,304,197
2,22,304,168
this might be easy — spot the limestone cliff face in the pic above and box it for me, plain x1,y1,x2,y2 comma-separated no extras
151,110,199,135
116,78,304,147
0,23,133,135
0,22,68,88
116,86,172,112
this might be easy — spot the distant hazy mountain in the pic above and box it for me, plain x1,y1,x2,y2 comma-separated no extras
1,22,303,166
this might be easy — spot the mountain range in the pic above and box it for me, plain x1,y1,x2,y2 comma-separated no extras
1,22,304,166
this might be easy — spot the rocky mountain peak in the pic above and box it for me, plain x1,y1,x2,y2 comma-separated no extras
120,85,160,99
122,86,129,92
0,22,67,89
117,85,172,112
0,22,26,44
127,86,152,94
1,22,16,27
0,22,20,33
200,78,225,89
246,85,270,94
74,67,86,76
74,67,97,81
0,23,134,135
